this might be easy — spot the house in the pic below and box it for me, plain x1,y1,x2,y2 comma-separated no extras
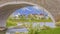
39,14,45,19
35,13,45,19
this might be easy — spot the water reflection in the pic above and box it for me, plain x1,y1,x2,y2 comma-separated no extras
6,22,55,34
6,28,28,34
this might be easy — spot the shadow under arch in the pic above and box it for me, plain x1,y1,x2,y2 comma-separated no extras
0,1,55,28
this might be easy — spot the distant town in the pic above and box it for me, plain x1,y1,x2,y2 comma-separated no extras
10,13,52,22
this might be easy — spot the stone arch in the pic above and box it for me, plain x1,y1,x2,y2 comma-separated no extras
0,1,55,28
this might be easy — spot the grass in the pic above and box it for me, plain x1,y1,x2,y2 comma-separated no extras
6,19,60,34
39,27,60,34
6,17,60,34
28,26,60,34
6,17,52,27
28,23,60,34
6,18,17,27
18,18,52,22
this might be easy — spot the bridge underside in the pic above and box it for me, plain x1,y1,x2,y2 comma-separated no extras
0,4,33,27
0,0,60,30
0,0,60,21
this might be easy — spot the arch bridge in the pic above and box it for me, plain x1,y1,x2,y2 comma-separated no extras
0,0,60,30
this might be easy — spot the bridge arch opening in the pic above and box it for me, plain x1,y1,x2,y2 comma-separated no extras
3,3,55,32
0,1,55,31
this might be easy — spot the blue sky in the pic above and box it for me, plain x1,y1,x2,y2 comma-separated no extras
12,6,48,16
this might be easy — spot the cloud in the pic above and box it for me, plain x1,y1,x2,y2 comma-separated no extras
11,6,48,16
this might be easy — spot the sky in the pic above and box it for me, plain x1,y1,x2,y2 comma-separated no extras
11,6,48,16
